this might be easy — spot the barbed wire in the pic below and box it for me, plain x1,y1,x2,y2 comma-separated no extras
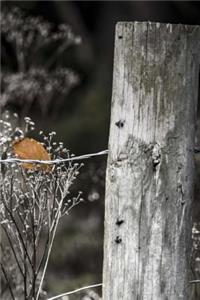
47,283,103,300
0,146,198,165
0,149,109,165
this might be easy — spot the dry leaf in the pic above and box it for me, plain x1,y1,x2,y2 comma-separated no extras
13,138,51,172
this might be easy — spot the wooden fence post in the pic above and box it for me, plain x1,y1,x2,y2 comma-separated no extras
103,22,200,300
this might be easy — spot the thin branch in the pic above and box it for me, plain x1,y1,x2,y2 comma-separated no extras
1,226,24,277
35,191,48,246
29,202,37,299
50,174,58,223
23,240,28,300
1,197,33,269
35,230,50,276
36,196,65,300
1,263,16,300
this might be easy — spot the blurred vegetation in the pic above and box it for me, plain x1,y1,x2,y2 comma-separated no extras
1,1,200,298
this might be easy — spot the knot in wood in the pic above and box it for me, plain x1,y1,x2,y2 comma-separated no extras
152,143,161,169
109,166,116,182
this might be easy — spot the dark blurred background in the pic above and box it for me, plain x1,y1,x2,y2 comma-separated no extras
1,1,200,298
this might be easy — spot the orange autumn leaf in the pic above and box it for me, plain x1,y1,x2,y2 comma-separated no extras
12,138,51,172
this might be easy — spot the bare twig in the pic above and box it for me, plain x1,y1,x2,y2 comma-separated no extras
1,263,16,300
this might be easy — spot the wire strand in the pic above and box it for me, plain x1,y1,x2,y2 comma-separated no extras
47,283,103,300
0,149,109,165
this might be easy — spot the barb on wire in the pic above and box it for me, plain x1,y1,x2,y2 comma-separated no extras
0,149,109,165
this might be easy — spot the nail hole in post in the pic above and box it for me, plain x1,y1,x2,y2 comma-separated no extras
115,120,125,128
116,218,124,226
115,236,122,244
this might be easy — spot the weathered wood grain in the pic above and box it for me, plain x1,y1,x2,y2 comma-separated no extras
103,22,200,300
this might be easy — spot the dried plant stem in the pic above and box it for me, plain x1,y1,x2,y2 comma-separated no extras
36,198,64,300
1,263,16,300
1,226,24,277
1,195,33,269
1,115,82,299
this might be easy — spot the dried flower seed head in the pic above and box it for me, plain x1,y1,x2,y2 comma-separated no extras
0,113,83,299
